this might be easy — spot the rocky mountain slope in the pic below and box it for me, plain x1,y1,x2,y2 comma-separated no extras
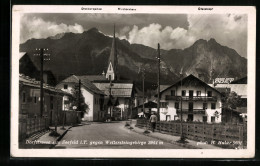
20,28,247,90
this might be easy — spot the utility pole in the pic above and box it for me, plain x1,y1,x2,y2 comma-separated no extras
40,48,44,117
34,48,50,117
109,77,112,119
142,68,145,117
77,79,81,123
180,71,184,141
157,43,161,121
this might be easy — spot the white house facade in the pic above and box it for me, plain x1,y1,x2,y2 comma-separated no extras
56,75,105,121
159,74,222,123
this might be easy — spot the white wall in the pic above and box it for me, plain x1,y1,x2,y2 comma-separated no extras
56,82,94,121
81,88,94,121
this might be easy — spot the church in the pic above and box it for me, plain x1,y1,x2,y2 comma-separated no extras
78,25,135,121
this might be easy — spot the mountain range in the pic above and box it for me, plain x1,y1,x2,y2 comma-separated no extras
20,27,247,90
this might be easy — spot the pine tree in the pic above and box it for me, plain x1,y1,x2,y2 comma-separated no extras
71,82,89,118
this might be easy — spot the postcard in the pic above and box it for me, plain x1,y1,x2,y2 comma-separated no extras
11,5,256,158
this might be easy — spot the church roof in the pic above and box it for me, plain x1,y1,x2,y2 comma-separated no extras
94,82,133,98
108,24,117,74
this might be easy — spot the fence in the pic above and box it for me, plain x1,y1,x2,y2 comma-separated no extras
136,119,247,148
63,111,82,125
19,117,49,141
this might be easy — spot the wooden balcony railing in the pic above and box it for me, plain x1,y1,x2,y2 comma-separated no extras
176,109,205,114
165,95,217,101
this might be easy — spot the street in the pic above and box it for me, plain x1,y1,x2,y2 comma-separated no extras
54,121,184,149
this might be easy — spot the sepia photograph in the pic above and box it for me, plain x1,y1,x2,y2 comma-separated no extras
11,5,256,158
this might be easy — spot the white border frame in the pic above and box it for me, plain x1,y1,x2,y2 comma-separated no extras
11,5,256,158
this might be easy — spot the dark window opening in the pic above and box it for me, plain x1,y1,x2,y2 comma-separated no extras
189,90,194,98
207,91,212,97
188,114,193,121
182,90,186,96
22,92,26,103
188,102,193,112
211,116,215,123
203,103,208,109
175,102,179,109
64,84,68,89
170,90,175,96
211,103,216,109
34,96,37,103
203,116,207,122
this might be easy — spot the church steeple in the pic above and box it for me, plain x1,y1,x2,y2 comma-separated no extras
106,24,118,81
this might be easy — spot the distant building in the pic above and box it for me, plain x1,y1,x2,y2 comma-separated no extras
56,75,105,121
158,74,222,123
132,101,157,118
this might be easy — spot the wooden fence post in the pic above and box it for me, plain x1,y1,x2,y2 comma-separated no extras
203,123,205,140
212,124,215,141
193,124,196,140
239,125,244,146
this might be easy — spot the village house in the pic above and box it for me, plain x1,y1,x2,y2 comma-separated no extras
19,74,73,123
19,52,57,86
132,101,158,119
19,74,81,141
158,74,222,123
56,75,105,122
209,76,247,123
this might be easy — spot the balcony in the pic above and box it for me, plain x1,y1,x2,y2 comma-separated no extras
176,109,205,115
165,95,217,102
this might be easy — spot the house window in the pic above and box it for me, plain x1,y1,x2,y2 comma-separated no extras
211,116,215,123
50,96,54,109
170,90,175,96
182,90,186,96
197,91,201,96
175,102,179,109
203,116,207,122
203,103,208,109
211,103,216,109
207,91,212,97
22,92,26,103
160,102,168,108
109,75,111,81
64,84,68,89
34,96,37,103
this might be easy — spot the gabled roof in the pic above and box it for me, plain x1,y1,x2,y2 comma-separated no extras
94,82,133,98
77,75,107,82
19,74,71,96
19,52,27,59
58,75,104,95
160,74,221,96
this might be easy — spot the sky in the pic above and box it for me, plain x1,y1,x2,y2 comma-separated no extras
20,13,247,58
